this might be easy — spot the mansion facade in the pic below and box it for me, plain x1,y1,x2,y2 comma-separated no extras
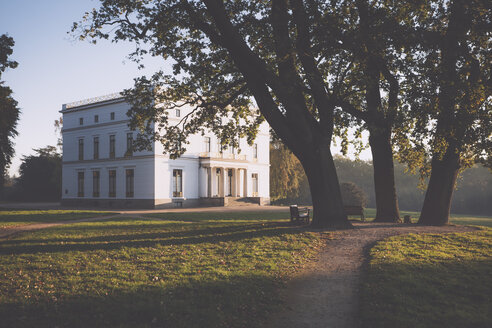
61,93,270,208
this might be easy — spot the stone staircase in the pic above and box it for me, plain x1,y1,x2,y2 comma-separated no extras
224,197,260,206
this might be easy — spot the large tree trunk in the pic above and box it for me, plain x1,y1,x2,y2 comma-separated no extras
418,148,460,226
299,142,352,229
368,126,401,222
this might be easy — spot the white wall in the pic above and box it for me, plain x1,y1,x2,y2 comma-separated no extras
62,158,155,200
154,157,200,200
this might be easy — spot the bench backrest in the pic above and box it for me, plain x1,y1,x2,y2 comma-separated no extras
290,205,299,217
344,205,363,215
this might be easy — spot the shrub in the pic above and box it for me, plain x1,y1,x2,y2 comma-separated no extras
340,182,368,207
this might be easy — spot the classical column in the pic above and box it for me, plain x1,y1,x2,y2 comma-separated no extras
207,167,211,197
199,166,207,197
233,168,239,197
243,168,249,197
222,167,227,197
210,166,216,197
238,169,244,197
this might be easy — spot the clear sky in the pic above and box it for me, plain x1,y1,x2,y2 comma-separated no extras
1,0,371,176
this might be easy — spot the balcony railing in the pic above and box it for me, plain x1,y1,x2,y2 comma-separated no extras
199,152,246,161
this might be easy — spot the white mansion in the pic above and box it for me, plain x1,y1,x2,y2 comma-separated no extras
61,93,270,208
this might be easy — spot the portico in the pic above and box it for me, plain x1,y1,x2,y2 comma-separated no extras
199,163,250,198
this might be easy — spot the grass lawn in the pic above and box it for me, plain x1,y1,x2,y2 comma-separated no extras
0,210,115,229
143,210,291,222
360,208,492,227
0,215,324,327
360,228,492,328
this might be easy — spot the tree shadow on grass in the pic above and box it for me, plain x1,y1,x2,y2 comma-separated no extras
0,274,282,328
0,222,306,255
359,257,492,328
0,212,113,221
143,211,290,222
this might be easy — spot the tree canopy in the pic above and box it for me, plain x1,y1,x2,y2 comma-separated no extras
14,146,62,202
73,0,375,228
73,0,491,226
0,34,20,192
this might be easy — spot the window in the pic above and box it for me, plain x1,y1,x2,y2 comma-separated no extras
252,173,258,196
77,172,84,197
175,109,181,117
94,115,99,123
126,169,134,197
110,112,115,120
204,137,211,152
229,145,234,154
253,143,258,159
173,169,183,197
78,139,84,160
93,136,99,160
79,117,83,125
109,135,115,159
126,133,133,157
217,141,222,153
92,171,100,197
108,170,116,197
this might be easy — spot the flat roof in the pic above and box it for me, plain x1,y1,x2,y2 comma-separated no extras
61,92,125,112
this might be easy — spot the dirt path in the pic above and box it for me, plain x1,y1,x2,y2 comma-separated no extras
266,222,478,328
0,214,120,239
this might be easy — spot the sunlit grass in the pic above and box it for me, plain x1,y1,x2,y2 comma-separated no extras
360,229,492,327
0,210,115,229
0,216,323,327
359,208,492,227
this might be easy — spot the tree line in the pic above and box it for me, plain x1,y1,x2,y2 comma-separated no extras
3,141,490,218
271,143,492,216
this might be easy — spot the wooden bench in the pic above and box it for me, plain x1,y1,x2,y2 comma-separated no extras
290,205,310,224
290,205,365,223
344,205,365,222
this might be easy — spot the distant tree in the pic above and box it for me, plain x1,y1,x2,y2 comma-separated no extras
452,165,492,215
54,117,63,152
73,0,363,228
0,34,20,192
16,146,61,201
340,182,368,207
270,140,305,202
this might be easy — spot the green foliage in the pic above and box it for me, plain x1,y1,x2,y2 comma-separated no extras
360,229,492,327
0,34,20,191
0,214,322,327
270,142,306,202
340,182,368,207
400,0,491,173
10,146,62,201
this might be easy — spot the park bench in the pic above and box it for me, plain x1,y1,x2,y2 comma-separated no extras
290,205,365,223
290,205,310,224
344,205,365,222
